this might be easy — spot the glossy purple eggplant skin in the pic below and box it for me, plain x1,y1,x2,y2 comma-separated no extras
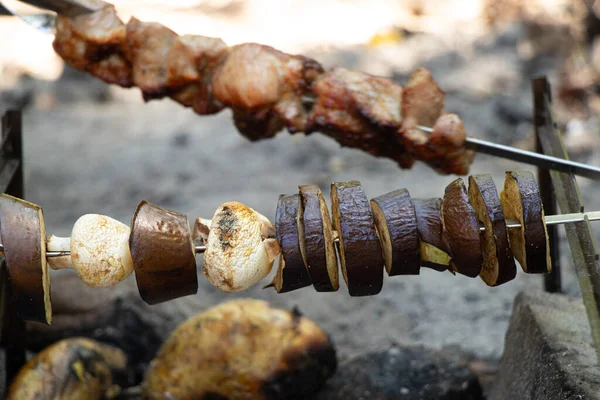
331,181,383,296
412,197,453,271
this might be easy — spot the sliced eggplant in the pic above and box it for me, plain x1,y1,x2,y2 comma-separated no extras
412,198,453,271
270,194,312,293
0,194,51,324
298,184,339,292
499,171,551,274
330,181,383,296
468,174,517,286
441,178,483,277
130,201,198,305
370,189,420,276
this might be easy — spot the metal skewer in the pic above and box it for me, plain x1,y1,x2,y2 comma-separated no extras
1,210,599,257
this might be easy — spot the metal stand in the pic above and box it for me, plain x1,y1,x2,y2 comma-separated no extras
0,110,26,397
533,77,600,362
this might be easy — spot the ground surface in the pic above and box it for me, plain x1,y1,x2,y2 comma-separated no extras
2,1,600,365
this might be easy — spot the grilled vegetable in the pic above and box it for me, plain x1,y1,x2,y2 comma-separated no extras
130,201,198,305
499,171,551,273
331,181,384,296
441,178,483,277
7,338,127,400
142,299,337,399
468,174,516,286
370,189,420,275
268,194,312,293
299,184,339,292
0,194,51,324
412,198,453,271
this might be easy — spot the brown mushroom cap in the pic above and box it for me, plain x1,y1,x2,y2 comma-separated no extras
269,194,312,293
298,184,339,292
499,171,551,274
7,337,127,400
330,181,384,296
468,174,517,286
441,178,483,277
142,299,337,399
370,188,420,276
0,194,51,324
130,201,198,305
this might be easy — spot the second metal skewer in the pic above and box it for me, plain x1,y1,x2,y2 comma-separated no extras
2,210,599,258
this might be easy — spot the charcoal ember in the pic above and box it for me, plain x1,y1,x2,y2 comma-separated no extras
24,271,203,384
317,345,484,400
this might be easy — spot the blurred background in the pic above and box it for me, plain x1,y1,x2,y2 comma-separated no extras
1,0,600,383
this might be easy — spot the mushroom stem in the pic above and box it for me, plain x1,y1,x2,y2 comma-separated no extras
46,234,74,270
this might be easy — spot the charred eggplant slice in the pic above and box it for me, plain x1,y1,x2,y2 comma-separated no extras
299,184,339,292
441,178,483,277
370,189,420,276
468,174,516,286
130,201,198,305
330,181,383,296
412,198,453,271
0,194,51,324
270,194,312,293
499,171,551,274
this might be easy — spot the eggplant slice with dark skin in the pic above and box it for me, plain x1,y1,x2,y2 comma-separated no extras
0,194,51,324
468,174,517,286
130,200,198,305
330,181,384,296
441,178,483,278
270,194,313,293
412,198,453,272
499,171,551,274
370,189,420,276
299,184,339,292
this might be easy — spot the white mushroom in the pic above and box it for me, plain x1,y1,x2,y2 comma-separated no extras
202,202,281,292
48,214,134,288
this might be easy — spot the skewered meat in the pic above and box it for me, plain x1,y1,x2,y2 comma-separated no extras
51,6,475,175
500,171,552,273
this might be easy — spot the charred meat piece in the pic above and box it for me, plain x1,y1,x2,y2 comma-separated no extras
370,189,420,276
306,68,414,169
400,67,445,127
500,171,551,274
330,181,384,296
400,113,474,176
269,194,312,293
412,198,453,272
53,4,132,87
0,194,51,324
468,174,517,286
442,178,483,277
129,201,198,305
212,43,324,138
298,184,339,292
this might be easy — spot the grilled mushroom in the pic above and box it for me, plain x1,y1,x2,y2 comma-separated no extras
331,181,384,296
298,184,339,292
441,178,483,277
268,194,312,293
203,202,280,292
499,171,551,274
130,201,198,305
7,338,127,400
142,299,337,399
0,194,51,324
69,214,134,288
370,189,420,276
468,174,516,286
